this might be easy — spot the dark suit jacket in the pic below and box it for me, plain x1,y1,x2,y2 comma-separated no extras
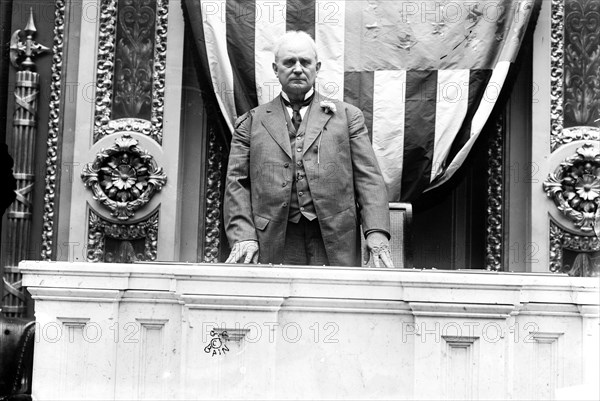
224,93,390,266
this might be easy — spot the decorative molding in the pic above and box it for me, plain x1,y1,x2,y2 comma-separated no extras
103,118,152,140
486,114,504,271
41,0,66,261
21,260,600,306
543,143,600,233
209,327,250,343
81,134,167,220
549,220,599,276
93,0,168,144
409,302,514,319
87,209,159,262
93,0,117,141
563,0,600,128
57,317,90,326
551,126,600,149
151,0,169,142
550,0,564,152
203,126,225,262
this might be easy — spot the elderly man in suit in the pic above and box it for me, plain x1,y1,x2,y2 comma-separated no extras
224,30,393,267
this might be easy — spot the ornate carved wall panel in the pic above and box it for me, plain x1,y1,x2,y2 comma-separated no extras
87,209,159,262
550,220,600,276
544,0,600,276
563,0,600,128
551,0,600,152
36,0,191,271
113,0,157,121
94,0,168,144
79,0,170,262
81,129,167,262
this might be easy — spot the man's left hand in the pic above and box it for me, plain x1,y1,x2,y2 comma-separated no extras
365,232,394,268
225,240,259,264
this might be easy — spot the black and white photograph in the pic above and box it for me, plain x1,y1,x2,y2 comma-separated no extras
0,0,598,399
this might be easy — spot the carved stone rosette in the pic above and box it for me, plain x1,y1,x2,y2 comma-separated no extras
543,143,600,233
81,134,167,220
93,0,169,144
87,209,159,262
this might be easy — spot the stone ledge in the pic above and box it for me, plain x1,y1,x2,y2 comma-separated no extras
20,261,599,308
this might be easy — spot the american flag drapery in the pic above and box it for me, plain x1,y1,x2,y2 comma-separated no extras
183,0,537,202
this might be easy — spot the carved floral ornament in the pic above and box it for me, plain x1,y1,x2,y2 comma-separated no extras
543,143,600,234
87,210,159,263
81,134,167,220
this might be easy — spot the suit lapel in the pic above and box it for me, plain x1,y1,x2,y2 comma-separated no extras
303,95,333,156
261,96,292,158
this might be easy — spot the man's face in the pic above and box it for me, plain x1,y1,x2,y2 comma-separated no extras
272,38,321,98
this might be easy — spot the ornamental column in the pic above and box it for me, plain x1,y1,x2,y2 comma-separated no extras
2,9,49,317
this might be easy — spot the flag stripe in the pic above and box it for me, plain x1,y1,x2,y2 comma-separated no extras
343,71,374,141
372,70,407,200
401,70,438,202
470,61,511,137
315,0,345,101
200,0,236,131
287,0,316,38
254,0,286,104
430,63,508,190
445,69,493,167
430,69,470,182
227,0,258,114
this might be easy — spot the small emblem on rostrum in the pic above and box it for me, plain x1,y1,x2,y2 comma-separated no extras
204,330,230,356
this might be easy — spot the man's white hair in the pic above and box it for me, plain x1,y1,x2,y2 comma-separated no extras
273,30,318,61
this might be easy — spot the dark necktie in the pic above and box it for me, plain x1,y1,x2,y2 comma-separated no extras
283,94,314,131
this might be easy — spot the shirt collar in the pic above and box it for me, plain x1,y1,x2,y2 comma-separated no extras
281,87,314,104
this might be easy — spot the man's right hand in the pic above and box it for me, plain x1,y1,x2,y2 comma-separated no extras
225,240,259,264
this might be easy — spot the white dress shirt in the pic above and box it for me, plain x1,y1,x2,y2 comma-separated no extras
281,87,314,120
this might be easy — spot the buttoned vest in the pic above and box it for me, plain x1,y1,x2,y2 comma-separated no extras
281,99,317,223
